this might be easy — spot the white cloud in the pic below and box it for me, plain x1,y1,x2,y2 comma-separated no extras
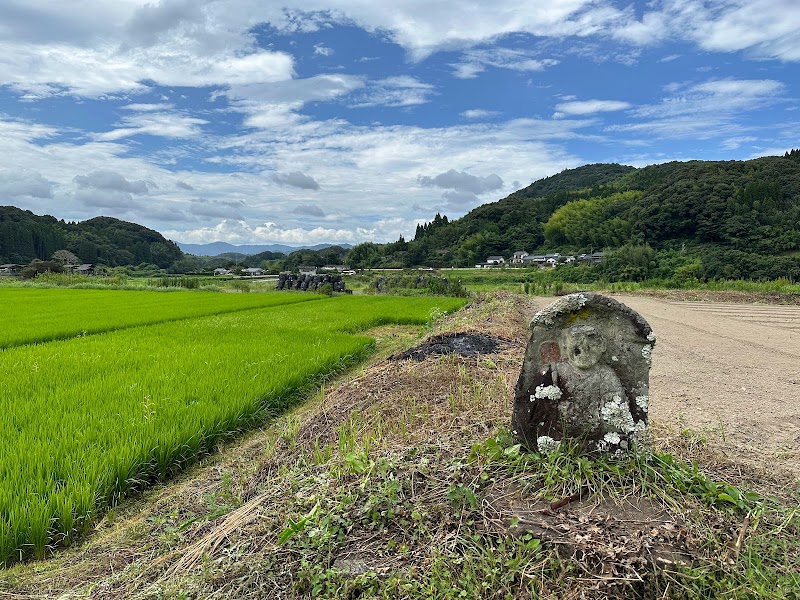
632,79,785,119
0,42,295,98
553,99,632,118
418,169,503,194
95,111,209,141
441,190,479,206
75,188,145,210
606,78,786,140
452,48,558,79
313,43,334,56
689,0,800,61
272,171,321,190
293,203,326,216
721,136,758,150
0,170,54,198
461,109,500,120
0,0,798,109
189,198,245,219
350,76,435,108
121,103,175,112
73,170,153,194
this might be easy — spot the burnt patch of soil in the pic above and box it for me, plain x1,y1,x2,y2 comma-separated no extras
389,332,511,361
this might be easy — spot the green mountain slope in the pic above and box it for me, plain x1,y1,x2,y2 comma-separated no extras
348,154,800,281
0,206,183,268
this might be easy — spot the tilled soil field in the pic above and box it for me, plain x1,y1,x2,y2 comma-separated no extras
610,294,800,479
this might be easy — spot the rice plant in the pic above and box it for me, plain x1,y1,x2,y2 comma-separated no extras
0,288,319,350
0,294,465,565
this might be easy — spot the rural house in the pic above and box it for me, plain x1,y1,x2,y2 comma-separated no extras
74,264,96,276
0,263,23,276
511,251,529,265
241,267,266,276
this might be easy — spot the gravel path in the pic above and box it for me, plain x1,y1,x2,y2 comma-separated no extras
611,295,800,476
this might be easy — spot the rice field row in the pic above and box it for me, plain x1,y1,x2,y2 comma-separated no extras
0,294,466,565
0,288,320,349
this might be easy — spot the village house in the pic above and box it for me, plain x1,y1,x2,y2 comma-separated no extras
213,268,232,276
0,263,23,276
319,264,352,273
241,267,266,277
74,264,97,276
511,251,529,265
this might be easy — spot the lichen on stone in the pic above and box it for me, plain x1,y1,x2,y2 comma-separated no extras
537,435,560,453
635,395,649,411
641,344,652,366
647,331,656,342
533,384,562,401
530,293,588,327
601,394,635,432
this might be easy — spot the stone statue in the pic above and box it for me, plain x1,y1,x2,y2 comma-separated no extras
512,293,655,455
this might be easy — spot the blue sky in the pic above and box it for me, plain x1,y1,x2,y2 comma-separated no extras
0,0,798,246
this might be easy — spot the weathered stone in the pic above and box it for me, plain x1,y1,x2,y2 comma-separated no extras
512,292,655,455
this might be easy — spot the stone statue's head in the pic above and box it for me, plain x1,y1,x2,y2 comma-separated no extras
564,325,606,369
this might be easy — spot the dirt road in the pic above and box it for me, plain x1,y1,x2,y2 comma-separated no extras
609,295,799,477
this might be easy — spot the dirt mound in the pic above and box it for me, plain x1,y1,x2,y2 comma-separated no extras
390,332,511,361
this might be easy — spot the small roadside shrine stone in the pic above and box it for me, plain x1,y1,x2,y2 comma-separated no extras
512,292,655,455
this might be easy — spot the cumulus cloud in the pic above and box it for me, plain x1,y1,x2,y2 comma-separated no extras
176,180,194,190
418,169,503,195
165,219,369,245
314,43,334,56
553,99,632,118
73,170,153,194
0,170,53,198
293,203,326,217
272,171,321,190
164,216,425,246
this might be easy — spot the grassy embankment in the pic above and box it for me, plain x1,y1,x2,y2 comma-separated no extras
442,268,800,295
0,292,465,566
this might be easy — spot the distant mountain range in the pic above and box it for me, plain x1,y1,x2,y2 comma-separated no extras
177,241,353,257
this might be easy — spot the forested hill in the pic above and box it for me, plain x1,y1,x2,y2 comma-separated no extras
0,206,183,268
348,154,800,280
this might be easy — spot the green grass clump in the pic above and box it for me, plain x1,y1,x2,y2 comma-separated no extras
0,294,466,566
0,288,319,349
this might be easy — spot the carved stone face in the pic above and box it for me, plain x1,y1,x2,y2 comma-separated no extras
564,325,606,370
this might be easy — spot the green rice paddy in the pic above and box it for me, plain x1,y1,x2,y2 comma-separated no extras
0,288,318,349
0,291,465,565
